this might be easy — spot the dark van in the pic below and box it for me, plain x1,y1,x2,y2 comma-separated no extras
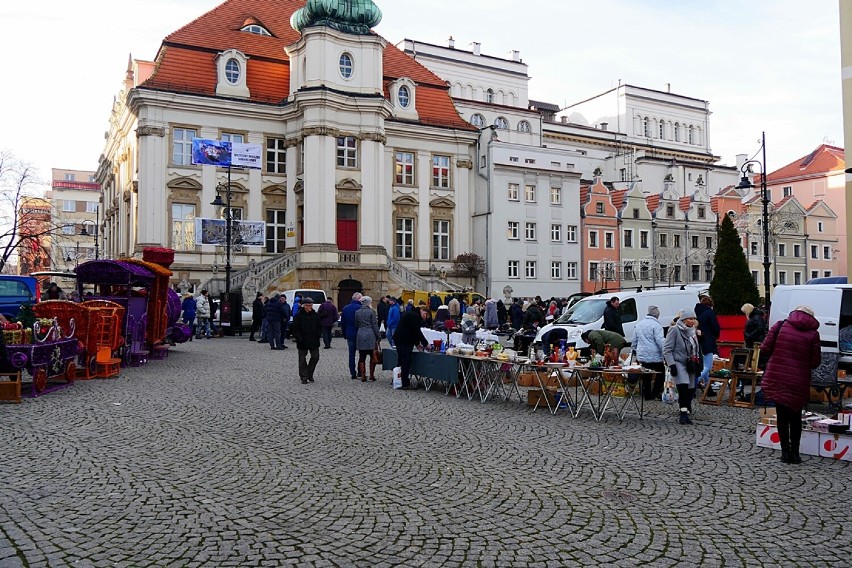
0,275,39,318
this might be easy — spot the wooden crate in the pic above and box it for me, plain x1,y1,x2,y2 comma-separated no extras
0,372,22,404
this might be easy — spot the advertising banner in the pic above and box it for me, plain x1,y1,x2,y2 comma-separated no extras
231,143,263,169
195,218,266,246
191,139,231,167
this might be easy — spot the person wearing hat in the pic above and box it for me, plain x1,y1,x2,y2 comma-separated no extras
760,305,821,464
663,307,701,424
250,292,265,341
291,296,322,384
633,305,666,400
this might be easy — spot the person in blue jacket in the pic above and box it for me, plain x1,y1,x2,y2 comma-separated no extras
341,292,363,380
180,293,197,341
386,297,401,348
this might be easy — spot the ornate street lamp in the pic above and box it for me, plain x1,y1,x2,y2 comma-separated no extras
211,184,232,299
735,131,771,306
79,205,100,260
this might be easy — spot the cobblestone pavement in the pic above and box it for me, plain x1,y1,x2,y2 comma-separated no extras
0,335,849,567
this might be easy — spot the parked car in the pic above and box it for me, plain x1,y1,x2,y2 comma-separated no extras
0,275,39,319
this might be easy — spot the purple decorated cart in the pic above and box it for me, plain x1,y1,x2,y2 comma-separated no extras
165,288,191,344
8,319,79,397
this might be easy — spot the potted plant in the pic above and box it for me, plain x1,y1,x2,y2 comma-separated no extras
708,215,760,356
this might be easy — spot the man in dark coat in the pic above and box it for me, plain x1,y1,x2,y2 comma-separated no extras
317,298,339,349
264,294,284,350
510,299,524,329
602,297,625,336
392,306,429,390
523,302,544,329
291,297,323,384
250,292,264,341
694,295,720,387
341,292,363,380
376,296,389,329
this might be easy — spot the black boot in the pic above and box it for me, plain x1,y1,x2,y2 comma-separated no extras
780,445,791,463
249,333,256,341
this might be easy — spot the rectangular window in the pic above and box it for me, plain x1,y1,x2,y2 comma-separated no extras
673,234,681,248
811,270,819,280
266,137,287,174
525,184,536,203
778,243,786,257
596,202,604,214
432,220,451,260
507,221,519,240
706,236,713,249
551,261,562,279
752,242,759,256
550,224,561,242
61,224,75,235
666,204,674,217
779,271,787,285
824,270,832,278
818,222,824,232
64,173,75,181
691,264,700,282
171,203,196,251
395,217,414,259
752,270,759,283
640,261,650,280
811,245,818,259
265,209,287,253
566,262,577,279
589,230,598,248
172,127,196,165
604,232,614,248
794,272,802,285
691,235,699,248
632,208,639,219
62,200,75,212
623,229,633,248
589,262,599,281
508,183,519,201
509,156,519,163
824,246,831,260
704,263,712,282
431,155,451,188
507,260,519,279
793,244,801,258
395,151,415,185
86,202,98,213
566,225,577,243
221,132,244,144
783,186,792,197
550,187,561,205
525,261,537,279
336,136,358,168
640,231,648,249
525,222,537,241
697,206,706,219
673,265,682,282
659,233,667,248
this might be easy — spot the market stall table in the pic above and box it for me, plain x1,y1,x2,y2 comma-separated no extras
381,348,459,393
571,366,649,421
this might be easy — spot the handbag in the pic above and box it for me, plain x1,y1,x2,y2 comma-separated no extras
373,341,383,364
662,380,677,404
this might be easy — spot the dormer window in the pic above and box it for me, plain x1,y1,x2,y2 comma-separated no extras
225,59,241,84
494,117,509,130
470,114,485,128
398,85,411,108
339,52,354,79
241,24,271,36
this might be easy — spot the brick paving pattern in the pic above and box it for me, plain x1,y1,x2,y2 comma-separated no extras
0,336,849,567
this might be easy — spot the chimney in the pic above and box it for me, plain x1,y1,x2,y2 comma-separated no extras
448,36,455,49
471,42,481,56
666,83,671,93
600,122,608,131
561,116,568,124
510,50,520,62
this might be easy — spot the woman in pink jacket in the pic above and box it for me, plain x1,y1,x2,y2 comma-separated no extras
760,305,821,464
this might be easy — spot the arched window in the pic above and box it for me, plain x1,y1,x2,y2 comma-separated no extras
674,122,681,142
688,125,695,144
339,53,354,79
486,89,494,104
470,114,486,128
517,120,532,133
494,116,509,130
398,85,411,108
643,117,651,137
241,24,271,36
224,59,241,84
658,120,665,139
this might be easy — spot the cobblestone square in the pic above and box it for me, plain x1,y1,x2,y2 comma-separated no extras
0,337,849,567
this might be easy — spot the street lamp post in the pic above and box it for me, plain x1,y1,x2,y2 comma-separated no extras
79,207,99,260
211,179,233,299
735,131,771,306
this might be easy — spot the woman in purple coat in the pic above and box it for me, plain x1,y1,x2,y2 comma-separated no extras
760,305,821,464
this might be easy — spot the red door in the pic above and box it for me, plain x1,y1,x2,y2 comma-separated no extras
337,220,358,251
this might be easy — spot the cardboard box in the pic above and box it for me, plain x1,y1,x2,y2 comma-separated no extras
527,388,556,407
755,425,819,456
818,433,852,461
0,372,21,404
517,372,536,388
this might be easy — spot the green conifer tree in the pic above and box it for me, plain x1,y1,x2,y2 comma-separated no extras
15,302,36,330
709,215,760,314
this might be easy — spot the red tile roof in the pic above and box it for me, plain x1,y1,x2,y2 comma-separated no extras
645,195,660,214
142,0,472,130
765,144,846,182
579,186,590,206
679,196,692,212
610,189,628,211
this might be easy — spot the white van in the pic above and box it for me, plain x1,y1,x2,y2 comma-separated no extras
768,284,852,365
281,289,328,318
533,287,702,348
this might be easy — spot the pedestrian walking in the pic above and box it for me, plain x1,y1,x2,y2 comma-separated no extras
265,293,284,350
355,296,381,382
760,305,821,464
317,297,339,349
633,305,666,400
291,297,322,384
663,308,701,425
341,292,363,380
181,293,196,341
386,297,401,348
250,292,264,341
392,306,429,390
695,295,721,389
195,290,212,339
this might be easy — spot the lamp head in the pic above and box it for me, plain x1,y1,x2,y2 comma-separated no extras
79,225,89,237
211,194,226,208
735,175,753,190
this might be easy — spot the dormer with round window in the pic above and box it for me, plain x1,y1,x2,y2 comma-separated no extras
215,49,250,98
389,77,418,120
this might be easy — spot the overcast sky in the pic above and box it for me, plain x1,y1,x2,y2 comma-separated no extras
0,0,842,190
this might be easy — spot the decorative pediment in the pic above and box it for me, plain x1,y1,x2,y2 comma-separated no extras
430,197,455,209
293,179,304,194
393,195,418,206
167,177,203,191
262,184,287,196
336,178,363,191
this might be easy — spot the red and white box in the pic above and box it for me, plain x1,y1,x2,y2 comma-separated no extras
818,433,852,461
755,425,819,456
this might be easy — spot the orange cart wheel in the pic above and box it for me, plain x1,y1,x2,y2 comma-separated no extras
65,361,76,383
33,368,47,393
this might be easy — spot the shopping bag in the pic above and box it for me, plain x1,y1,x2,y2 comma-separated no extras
380,322,386,333
392,367,402,389
373,341,383,365
662,380,677,404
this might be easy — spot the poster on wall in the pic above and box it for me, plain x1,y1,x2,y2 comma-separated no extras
195,218,266,246
191,139,231,166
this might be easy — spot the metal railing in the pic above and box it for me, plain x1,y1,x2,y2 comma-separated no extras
386,256,428,290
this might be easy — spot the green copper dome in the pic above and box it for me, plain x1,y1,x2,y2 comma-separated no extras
291,0,382,35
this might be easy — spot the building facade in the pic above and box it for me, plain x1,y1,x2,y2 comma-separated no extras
48,168,101,271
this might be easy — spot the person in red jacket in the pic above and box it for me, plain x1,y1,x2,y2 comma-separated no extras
760,305,821,464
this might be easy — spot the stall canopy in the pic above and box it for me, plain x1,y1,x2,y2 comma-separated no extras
75,260,155,288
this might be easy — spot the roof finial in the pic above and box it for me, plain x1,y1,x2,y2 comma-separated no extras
291,0,382,35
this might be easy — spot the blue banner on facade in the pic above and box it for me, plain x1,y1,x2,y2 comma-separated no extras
191,139,232,167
